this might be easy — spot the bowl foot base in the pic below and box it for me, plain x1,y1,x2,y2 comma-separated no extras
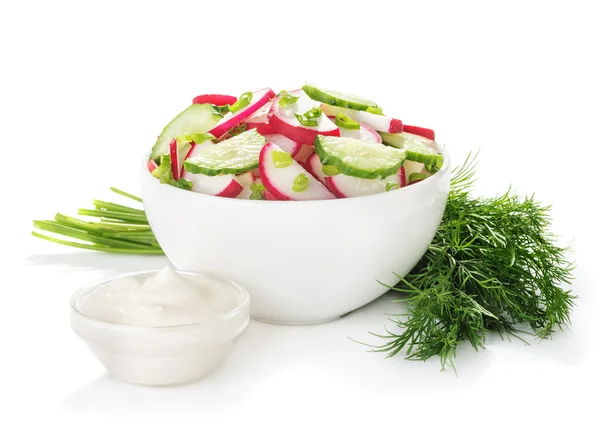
251,314,344,326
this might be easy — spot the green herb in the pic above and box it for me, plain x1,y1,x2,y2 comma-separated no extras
295,107,322,127
292,173,310,192
385,181,400,191
366,106,383,115
335,113,360,130
152,154,173,183
176,133,216,144
211,105,230,116
271,150,293,168
278,91,299,108
32,188,163,254
322,164,341,176
370,153,576,371
170,178,193,190
250,182,266,200
229,91,253,113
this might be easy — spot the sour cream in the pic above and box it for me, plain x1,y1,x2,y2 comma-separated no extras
78,266,242,326
71,268,250,386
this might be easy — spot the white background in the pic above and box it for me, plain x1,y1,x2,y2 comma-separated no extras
1,0,599,424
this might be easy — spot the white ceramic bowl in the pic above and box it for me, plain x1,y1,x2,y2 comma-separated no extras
141,146,450,325
70,270,250,386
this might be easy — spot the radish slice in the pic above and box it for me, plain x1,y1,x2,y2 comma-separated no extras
325,172,402,198
193,94,237,106
259,142,335,201
244,102,276,135
168,139,192,180
304,152,327,185
268,89,340,145
263,188,280,200
339,123,382,144
181,169,243,198
404,125,435,141
293,144,315,163
321,104,403,133
184,139,215,160
402,160,425,186
265,134,301,156
399,166,406,188
209,88,276,139
235,171,256,199
147,159,158,173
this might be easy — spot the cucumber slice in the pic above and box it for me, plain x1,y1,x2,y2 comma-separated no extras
183,129,266,176
380,131,443,172
315,136,406,179
302,84,378,111
151,104,222,159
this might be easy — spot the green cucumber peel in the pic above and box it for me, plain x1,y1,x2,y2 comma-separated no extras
183,128,266,176
380,131,443,172
315,136,406,179
302,84,378,112
151,103,222,159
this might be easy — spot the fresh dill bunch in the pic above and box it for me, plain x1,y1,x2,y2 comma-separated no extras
374,152,576,371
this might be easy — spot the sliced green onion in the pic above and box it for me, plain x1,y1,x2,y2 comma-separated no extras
271,151,293,168
335,113,360,130
366,106,383,115
322,164,340,176
295,107,323,127
78,209,149,224
32,231,163,254
386,181,401,191
110,187,142,203
292,173,310,192
176,133,216,144
211,105,230,116
229,91,253,113
249,182,266,200
169,178,193,190
279,91,299,108
409,172,428,183
295,113,318,127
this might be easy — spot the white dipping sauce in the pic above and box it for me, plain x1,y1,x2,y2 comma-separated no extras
79,266,242,326
71,267,250,386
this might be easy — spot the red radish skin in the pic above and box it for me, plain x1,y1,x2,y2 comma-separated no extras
325,177,345,198
265,134,301,156
263,189,281,200
403,125,435,141
268,90,340,145
193,94,237,106
293,144,315,164
181,169,243,198
169,139,182,180
209,88,276,139
147,159,158,173
304,152,327,185
215,180,244,198
259,142,335,201
246,121,276,135
235,171,256,199
399,166,406,188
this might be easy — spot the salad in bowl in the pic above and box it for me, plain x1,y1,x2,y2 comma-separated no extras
142,84,449,324
147,84,443,201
